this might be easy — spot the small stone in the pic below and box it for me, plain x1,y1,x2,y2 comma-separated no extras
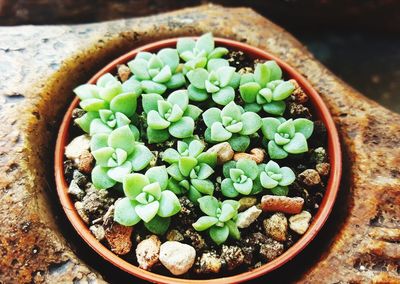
184,228,206,251
65,135,91,164
77,150,94,174
117,64,131,82
68,179,84,200
263,213,288,242
241,232,269,247
289,79,309,104
159,241,196,275
136,235,161,270
72,170,88,187
289,211,312,234
261,195,304,214
298,169,321,186
288,102,312,119
238,196,258,212
81,185,115,220
242,246,255,265
194,251,221,274
316,162,330,176
166,229,184,242
311,147,327,164
177,196,199,226
220,245,244,271
105,222,133,255
89,224,105,241
236,206,262,229
75,201,89,224
259,239,284,261
206,142,234,165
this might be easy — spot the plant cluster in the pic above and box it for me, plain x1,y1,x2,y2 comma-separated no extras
71,33,314,244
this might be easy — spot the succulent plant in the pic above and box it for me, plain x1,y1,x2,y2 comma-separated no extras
239,61,295,115
261,117,314,159
259,160,295,196
202,101,261,151
176,33,228,72
90,125,154,189
73,73,141,134
162,139,217,203
142,90,203,143
127,48,185,94
221,158,262,197
192,196,240,245
185,59,240,105
114,166,181,235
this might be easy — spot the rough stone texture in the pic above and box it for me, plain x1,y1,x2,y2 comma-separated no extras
0,4,399,283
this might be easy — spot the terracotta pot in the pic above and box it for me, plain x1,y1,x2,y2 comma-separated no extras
55,37,342,283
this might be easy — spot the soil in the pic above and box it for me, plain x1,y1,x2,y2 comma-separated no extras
63,48,330,278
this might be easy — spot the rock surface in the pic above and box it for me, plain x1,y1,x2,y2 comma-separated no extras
159,241,196,275
0,4,399,283
289,211,312,235
135,235,161,270
236,205,262,229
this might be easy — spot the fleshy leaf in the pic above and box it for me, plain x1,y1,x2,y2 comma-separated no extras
263,101,286,116
108,125,136,154
177,38,196,54
268,141,289,159
114,198,141,226
239,112,262,135
208,47,229,59
141,80,167,94
254,63,270,86
183,104,203,120
283,133,308,154
228,135,250,152
293,118,314,139
221,101,242,121
261,117,281,140
110,92,137,117
198,196,219,216
167,163,185,181
162,148,180,163
218,203,235,222
209,224,229,245
195,33,214,54
90,133,109,151
207,58,229,72
92,165,117,189
128,58,150,80
202,108,222,128
222,161,237,178
221,178,239,198
217,66,235,87
271,185,289,196
166,73,186,89
75,112,99,133
89,119,112,135
273,81,295,100
265,60,282,81
193,216,218,231
196,152,217,168
187,68,209,89
123,173,149,199
143,182,162,200
239,82,261,103
279,167,296,186
233,178,253,195
129,144,154,171
144,215,171,235
80,98,107,112
211,122,232,142
226,220,240,240
188,140,205,157
169,117,195,138
260,171,279,189
152,65,172,83
188,84,208,101
264,160,280,173
142,93,163,114
147,128,169,143
179,156,198,177
147,110,170,130
122,77,142,94
135,201,159,223
196,163,214,179
91,147,114,166
167,90,189,112
74,84,99,100
212,86,235,106
277,119,296,138
191,179,214,195
236,158,259,180
157,190,181,217
157,48,179,71
188,186,203,203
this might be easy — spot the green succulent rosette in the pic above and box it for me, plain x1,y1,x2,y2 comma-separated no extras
259,160,295,196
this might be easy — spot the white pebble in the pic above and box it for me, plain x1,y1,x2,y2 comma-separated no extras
65,134,90,163
289,211,312,234
236,205,262,229
159,241,196,275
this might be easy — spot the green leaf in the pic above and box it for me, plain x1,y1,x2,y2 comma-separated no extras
236,158,259,180
129,144,154,171
169,117,195,138
293,118,314,139
128,58,150,80
162,148,180,164
179,156,198,177
110,92,137,117
263,101,286,115
273,81,295,100
165,73,186,89
222,160,237,178
92,165,117,189
115,112,131,128
207,58,229,72
211,122,232,142
142,93,163,114
122,77,142,94
75,112,99,133
205,80,220,93
123,173,149,199
167,89,189,112
277,119,296,138
99,81,122,102
202,108,222,128
261,117,281,140
271,185,289,196
89,119,112,135
188,140,205,157
80,98,107,112
135,201,160,223
177,38,195,54
254,63,270,86
168,177,184,195
279,167,296,186
240,73,255,85
90,133,109,151
143,182,162,200
108,125,136,154
147,110,170,130
144,215,171,235
187,68,209,89
152,65,172,83
264,160,280,173
195,32,214,54
209,224,229,245
114,198,141,226
217,66,235,87
239,112,261,135
219,203,236,222
196,152,217,168
268,141,289,159
274,133,291,145
228,135,250,152
147,128,169,144
192,216,218,231
283,132,308,154
188,186,203,204
230,168,245,181
239,82,261,103
221,101,242,121
157,48,179,71
221,178,239,198
243,103,262,113
74,84,99,100
167,164,185,181
198,195,219,216
188,84,208,101
265,60,282,81
208,47,229,59
91,147,114,166
212,86,235,106
141,80,167,94
157,190,181,217
226,220,240,240
233,178,253,195
260,171,279,189
183,104,203,120
191,179,214,195
196,163,214,179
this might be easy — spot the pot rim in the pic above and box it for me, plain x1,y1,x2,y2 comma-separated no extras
55,37,342,284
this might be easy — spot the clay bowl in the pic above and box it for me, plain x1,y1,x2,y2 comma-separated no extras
55,37,342,283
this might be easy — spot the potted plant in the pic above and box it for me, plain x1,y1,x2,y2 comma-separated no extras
55,33,341,283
